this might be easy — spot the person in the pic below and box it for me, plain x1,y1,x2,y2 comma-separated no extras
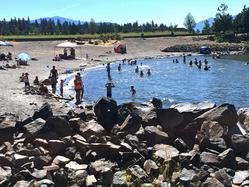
86,53,89,60
130,86,136,96
77,72,84,100
175,59,179,63
74,75,82,105
173,59,175,63
60,79,64,97
189,60,193,67
147,69,151,76
118,64,121,72
33,76,39,85
70,48,76,59
23,73,30,90
39,83,48,95
106,63,111,73
140,70,144,77
19,73,25,82
49,66,58,94
204,59,208,65
135,66,139,73
105,82,115,98
64,48,67,57
183,54,186,63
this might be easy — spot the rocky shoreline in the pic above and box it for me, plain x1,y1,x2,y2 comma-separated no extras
1,97,249,186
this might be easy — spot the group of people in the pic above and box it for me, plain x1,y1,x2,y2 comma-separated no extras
173,55,211,71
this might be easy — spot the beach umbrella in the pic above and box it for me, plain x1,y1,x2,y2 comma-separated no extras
0,41,13,47
18,52,31,61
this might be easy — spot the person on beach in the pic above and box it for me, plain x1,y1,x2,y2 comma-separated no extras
33,76,39,85
118,64,121,72
74,75,82,105
105,82,115,98
23,73,30,90
49,66,58,94
77,72,84,100
19,73,25,82
70,48,76,59
39,83,48,95
140,70,144,77
147,69,151,76
130,86,136,96
135,66,139,73
60,79,64,97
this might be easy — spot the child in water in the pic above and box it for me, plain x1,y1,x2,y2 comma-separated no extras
105,82,115,98
147,69,151,76
130,86,136,96
140,70,144,77
135,66,139,73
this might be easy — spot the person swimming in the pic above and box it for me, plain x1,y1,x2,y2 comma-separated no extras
173,59,175,63
130,86,136,96
204,65,210,71
189,60,193,66
135,66,139,73
147,69,151,76
140,70,144,77
204,59,208,65
175,59,179,63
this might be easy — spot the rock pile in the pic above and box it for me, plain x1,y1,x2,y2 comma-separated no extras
1,97,249,186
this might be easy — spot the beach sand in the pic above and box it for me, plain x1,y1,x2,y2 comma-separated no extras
0,36,217,119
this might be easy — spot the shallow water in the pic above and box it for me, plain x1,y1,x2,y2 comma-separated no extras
61,55,249,108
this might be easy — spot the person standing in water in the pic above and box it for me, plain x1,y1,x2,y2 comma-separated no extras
60,79,64,97
77,72,84,100
135,66,139,73
106,63,111,73
105,82,115,98
118,64,121,72
140,70,144,77
74,75,82,105
147,69,151,76
130,86,136,96
183,54,186,63
49,66,58,94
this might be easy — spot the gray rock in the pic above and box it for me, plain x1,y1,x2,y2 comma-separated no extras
173,138,188,152
48,140,66,157
34,155,52,169
233,170,249,185
200,152,219,166
112,171,127,187
180,168,196,182
143,159,159,178
143,126,169,146
236,157,249,170
53,168,68,187
65,161,88,171
209,138,227,152
13,154,29,167
23,118,46,138
218,148,236,169
0,166,11,181
86,175,97,186
202,177,225,187
213,169,232,186
153,144,179,161
35,179,54,186
89,159,117,175
127,165,148,184
52,155,70,166
79,120,106,140
13,180,35,187
200,121,225,139
31,169,47,179
231,134,249,152
45,116,72,137
238,108,249,132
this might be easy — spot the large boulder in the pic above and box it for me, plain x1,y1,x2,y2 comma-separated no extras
23,118,47,139
32,103,53,121
233,170,249,185
79,120,106,140
143,126,170,146
118,114,142,135
231,134,249,153
45,116,72,137
94,97,118,132
184,104,238,136
200,121,225,139
218,148,236,169
0,113,17,142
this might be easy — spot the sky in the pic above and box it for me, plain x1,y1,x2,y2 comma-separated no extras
1,0,248,27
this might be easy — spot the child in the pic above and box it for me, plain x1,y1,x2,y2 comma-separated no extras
23,73,30,90
60,79,64,97
130,86,136,96
105,82,115,98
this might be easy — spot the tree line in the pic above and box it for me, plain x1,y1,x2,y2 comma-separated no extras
0,17,185,35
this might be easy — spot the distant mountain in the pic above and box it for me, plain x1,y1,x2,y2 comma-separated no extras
31,16,85,24
195,18,214,32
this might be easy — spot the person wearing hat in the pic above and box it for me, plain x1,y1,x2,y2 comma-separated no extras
105,81,115,98
23,73,30,90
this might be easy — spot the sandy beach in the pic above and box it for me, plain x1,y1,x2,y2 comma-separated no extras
0,36,219,119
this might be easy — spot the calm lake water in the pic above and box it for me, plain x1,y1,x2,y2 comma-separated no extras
62,55,249,108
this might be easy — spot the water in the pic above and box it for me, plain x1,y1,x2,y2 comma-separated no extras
61,55,249,108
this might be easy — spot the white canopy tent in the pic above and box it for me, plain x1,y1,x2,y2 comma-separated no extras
0,41,15,61
0,41,13,47
54,42,82,59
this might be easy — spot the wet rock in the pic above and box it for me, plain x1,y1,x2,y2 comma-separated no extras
79,120,106,140
200,121,225,139
231,134,249,153
213,169,232,186
32,103,53,121
45,116,72,137
218,148,236,169
143,160,159,178
180,168,196,182
94,97,118,132
48,140,66,157
184,104,238,136
236,157,249,170
112,171,127,187
127,165,148,184
143,126,169,146
202,177,225,187
233,170,249,185
238,108,249,132
200,152,219,166
156,108,183,132
65,161,88,171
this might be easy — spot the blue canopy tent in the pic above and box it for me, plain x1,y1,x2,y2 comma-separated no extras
200,46,211,54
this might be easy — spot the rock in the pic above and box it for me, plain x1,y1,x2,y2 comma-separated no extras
180,168,196,182
89,159,117,175
127,165,148,184
119,114,142,135
73,170,88,186
43,164,60,172
23,118,46,139
101,168,113,186
13,180,35,187
200,152,219,166
140,110,159,126
236,157,249,170
48,140,66,157
112,171,127,187
143,160,159,178
94,97,118,132
86,175,97,186
151,97,163,109
52,156,70,166
17,148,41,157
231,134,249,153
156,108,183,132
218,148,236,169
31,169,47,179
184,104,238,136
79,120,106,140
173,138,188,152
241,180,249,187
200,121,225,139
13,154,29,167
209,138,227,152
34,155,52,169
202,177,225,187
35,179,54,186
120,151,145,168
213,169,232,186
124,134,140,149
65,146,77,160
53,168,68,187
33,138,48,148
0,115,16,142
143,126,169,146
238,108,249,132
153,144,179,161
0,166,11,181
65,161,88,171
0,154,12,166
119,142,133,152
45,116,72,137
233,170,249,185
32,103,53,121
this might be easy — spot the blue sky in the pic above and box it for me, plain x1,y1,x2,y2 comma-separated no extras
1,0,248,26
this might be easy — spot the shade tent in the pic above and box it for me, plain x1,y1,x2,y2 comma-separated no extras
0,41,13,47
54,42,82,59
